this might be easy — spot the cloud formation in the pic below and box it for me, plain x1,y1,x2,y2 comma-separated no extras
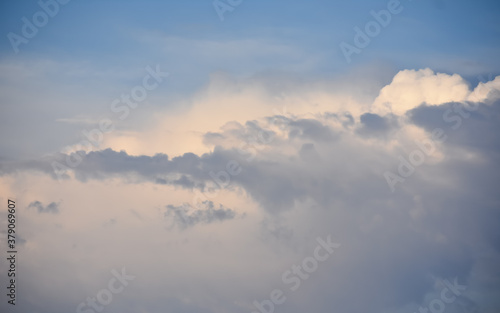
372,68,470,115
1,69,500,313
27,201,60,214
165,201,241,229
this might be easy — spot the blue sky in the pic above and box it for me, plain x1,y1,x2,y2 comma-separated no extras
1,1,500,313
2,0,499,77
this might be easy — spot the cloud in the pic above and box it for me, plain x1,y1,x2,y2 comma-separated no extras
408,101,500,153
2,69,500,313
356,112,398,137
165,201,241,229
27,201,60,214
468,75,500,103
289,118,339,142
372,68,471,115
2,70,499,216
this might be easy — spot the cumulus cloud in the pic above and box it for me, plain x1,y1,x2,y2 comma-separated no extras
2,70,500,215
372,68,471,115
1,69,500,313
468,75,500,103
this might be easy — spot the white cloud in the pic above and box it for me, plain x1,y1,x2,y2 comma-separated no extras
372,68,471,115
468,75,500,103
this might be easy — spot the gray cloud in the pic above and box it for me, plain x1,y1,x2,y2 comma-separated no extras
324,111,355,129
165,201,240,229
27,201,60,214
409,100,500,154
356,112,398,137
289,118,339,142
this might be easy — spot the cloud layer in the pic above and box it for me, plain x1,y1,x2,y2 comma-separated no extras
1,69,500,313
